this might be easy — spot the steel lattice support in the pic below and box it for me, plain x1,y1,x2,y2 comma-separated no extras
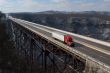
12,22,86,73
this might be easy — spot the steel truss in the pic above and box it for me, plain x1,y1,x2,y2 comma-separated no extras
13,22,86,73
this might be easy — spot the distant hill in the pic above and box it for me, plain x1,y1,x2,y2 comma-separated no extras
10,11,110,20
36,10,71,14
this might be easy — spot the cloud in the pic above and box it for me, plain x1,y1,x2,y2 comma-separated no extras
1,0,73,12
0,0,46,12
0,0,110,13
72,1,110,11
0,0,8,5
51,0,67,3
104,0,110,2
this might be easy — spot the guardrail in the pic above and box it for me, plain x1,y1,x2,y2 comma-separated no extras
9,16,110,55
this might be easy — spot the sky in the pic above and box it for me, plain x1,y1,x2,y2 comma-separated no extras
0,0,110,13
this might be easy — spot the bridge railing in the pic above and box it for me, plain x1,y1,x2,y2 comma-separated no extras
9,16,110,55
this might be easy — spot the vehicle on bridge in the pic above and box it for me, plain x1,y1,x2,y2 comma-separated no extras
52,32,74,46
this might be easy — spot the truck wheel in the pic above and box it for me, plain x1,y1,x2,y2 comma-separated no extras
71,44,75,47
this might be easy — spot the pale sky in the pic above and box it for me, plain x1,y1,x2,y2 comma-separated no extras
0,0,110,13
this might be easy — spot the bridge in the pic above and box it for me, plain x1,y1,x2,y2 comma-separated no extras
8,16,110,73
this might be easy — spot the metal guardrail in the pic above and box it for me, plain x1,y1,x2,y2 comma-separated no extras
9,16,110,55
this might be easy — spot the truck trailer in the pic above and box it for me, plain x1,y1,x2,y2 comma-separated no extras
52,32,74,46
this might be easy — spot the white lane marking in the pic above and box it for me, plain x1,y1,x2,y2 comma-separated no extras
75,39,110,56
9,17,110,48
18,19,52,33
14,17,110,47
13,18,110,55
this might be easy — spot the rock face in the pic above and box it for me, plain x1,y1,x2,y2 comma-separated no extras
10,11,110,42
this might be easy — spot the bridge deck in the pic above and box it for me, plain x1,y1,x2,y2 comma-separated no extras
10,17,110,70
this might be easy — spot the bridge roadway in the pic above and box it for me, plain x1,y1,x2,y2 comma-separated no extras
9,17,110,69
9,17,110,55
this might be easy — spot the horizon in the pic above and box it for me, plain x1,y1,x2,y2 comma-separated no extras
7,10,110,14
0,0,110,13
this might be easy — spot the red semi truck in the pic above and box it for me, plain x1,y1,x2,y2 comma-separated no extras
52,32,74,46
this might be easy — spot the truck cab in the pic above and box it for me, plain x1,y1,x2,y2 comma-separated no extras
64,35,74,46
